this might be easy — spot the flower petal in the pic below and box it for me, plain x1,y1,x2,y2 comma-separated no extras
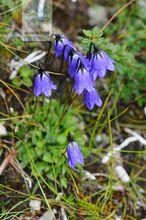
83,89,102,110
33,74,42,97
67,142,84,169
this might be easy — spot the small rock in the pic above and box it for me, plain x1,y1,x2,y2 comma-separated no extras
0,123,7,136
60,207,67,220
114,165,130,183
55,192,63,202
39,210,56,220
29,199,41,212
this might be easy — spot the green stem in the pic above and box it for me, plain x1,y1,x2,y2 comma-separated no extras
98,87,122,134
89,91,112,148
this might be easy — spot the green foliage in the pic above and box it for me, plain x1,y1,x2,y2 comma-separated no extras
0,0,15,9
12,65,35,87
15,98,87,188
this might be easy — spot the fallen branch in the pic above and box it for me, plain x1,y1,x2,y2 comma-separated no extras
124,128,146,145
102,136,137,164
102,128,146,164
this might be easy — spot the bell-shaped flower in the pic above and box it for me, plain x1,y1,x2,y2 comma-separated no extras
87,49,115,80
83,89,103,110
73,64,95,95
68,52,85,78
33,71,57,98
67,141,84,169
54,35,76,61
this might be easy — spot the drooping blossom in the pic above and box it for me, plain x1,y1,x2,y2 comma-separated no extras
68,52,89,78
70,56,95,95
83,89,102,110
54,35,76,61
67,141,84,169
51,36,116,111
73,67,95,95
87,48,115,80
33,69,57,98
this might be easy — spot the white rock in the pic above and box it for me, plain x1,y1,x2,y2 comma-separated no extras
144,107,146,116
115,216,122,220
139,188,145,193
10,107,14,113
39,210,56,220
0,123,7,136
95,134,108,142
55,192,63,202
114,165,130,183
29,199,41,212
61,207,67,220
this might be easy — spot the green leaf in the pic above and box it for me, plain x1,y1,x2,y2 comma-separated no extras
43,152,53,163
35,161,47,174
60,176,68,188
83,29,92,37
56,134,67,144
92,26,102,37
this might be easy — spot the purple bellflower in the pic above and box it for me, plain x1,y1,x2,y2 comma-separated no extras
73,59,95,95
33,69,57,98
83,89,102,110
54,35,76,61
68,52,85,78
87,45,115,80
67,133,84,169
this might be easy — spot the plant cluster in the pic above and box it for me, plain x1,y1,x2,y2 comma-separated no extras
33,34,115,110
15,98,87,188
